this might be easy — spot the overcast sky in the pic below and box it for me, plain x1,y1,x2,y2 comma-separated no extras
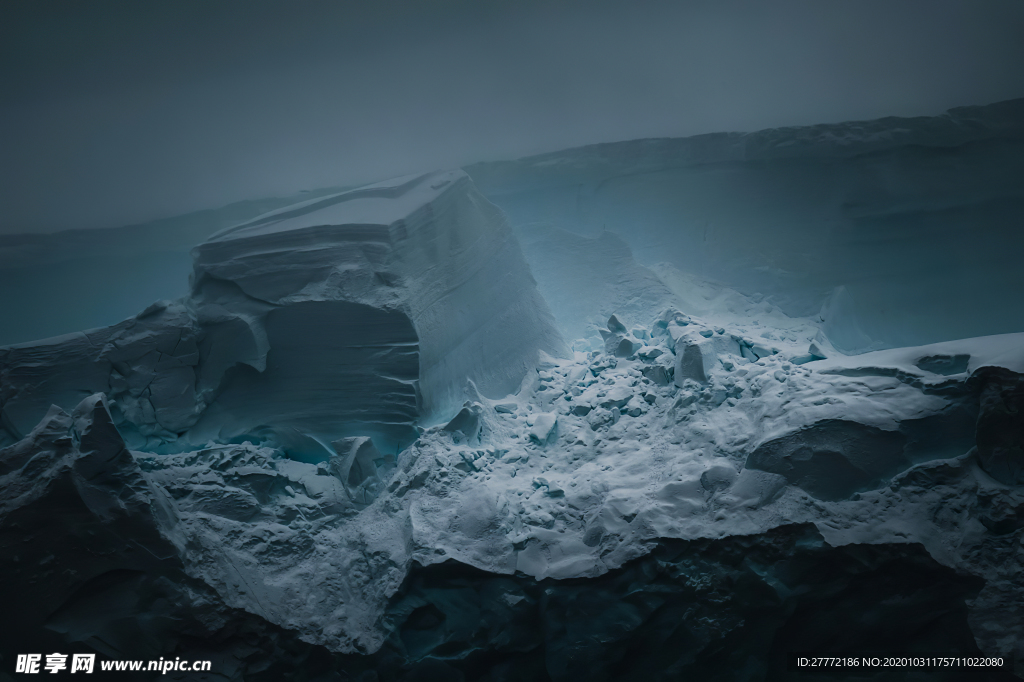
2,0,1023,234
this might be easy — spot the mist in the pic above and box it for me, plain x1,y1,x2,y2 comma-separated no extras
2,0,1023,234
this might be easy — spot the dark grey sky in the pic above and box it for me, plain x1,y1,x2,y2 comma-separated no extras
2,0,1023,234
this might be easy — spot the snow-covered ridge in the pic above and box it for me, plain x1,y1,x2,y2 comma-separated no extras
204,172,446,242
468,98,1024,186
3,307,1022,667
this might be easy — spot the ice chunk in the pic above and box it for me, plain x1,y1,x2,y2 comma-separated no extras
674,339,709,384
493,401,518,414
331,436,383,489
528,412,558,443
1,171,566,457
443,403,484,442
607,315,627,334
641,364,671,385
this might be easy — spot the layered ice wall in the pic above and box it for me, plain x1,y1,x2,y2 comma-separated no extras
515,224,677,345
187,170,565,454
0,171,565,455
467,98,1024,353
0,189,344,347
4,99,1020,353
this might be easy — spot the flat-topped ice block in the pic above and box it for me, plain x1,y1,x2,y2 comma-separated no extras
1,171,565,458
187,170,566,455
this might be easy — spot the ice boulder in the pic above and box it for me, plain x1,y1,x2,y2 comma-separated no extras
186,170,565,453
672,328,742,386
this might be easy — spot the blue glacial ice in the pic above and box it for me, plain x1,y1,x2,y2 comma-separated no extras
1,99,1023,680
0,170,565,458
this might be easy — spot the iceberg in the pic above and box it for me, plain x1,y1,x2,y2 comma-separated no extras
0,171,565,456
1,101,1023,680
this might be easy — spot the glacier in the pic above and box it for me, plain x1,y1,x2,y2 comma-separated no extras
467,97,1024,354
1,101,1023,681
0,170,565,457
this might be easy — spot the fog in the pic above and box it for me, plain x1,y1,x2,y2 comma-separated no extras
2,0,1023,234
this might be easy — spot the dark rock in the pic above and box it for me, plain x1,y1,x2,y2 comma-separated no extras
974,368,1024,485
371,524,995,682
746,419,908,501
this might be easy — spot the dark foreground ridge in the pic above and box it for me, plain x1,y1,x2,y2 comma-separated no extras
0,397,1009,682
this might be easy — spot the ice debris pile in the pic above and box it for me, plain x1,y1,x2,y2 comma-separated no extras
2,299,1023,679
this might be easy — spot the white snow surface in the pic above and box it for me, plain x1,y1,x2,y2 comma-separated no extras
122,309,1024,658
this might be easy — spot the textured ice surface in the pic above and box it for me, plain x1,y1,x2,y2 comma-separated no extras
0,171,565,456
187,170,565,454
5,314,1023,677
0,301,204,450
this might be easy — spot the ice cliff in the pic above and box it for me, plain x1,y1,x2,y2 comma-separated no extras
1,103,1023,681
0,170,565,457
467,98,1024,354
4,98,1023,354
